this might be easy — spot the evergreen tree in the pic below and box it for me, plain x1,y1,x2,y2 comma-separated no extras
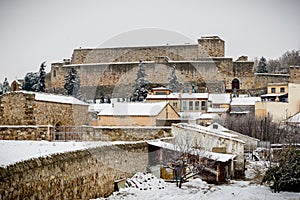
2,78,10,93
23,72,39,91
35,61,46,92
256,57,268,73
262,145,300,192
99,92,105,103
168,65,181,92
64,68,82,99
132,60,149,101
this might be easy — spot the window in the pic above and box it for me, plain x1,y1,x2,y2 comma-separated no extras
201,101,206,110
182,101,187,111
189,101,193,110
156,92,167,95
271,88,276,93
280,87,285,93
195,101,199,110
53,70,56,78
173,102,178,108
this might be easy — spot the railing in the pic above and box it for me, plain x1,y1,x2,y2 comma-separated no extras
51,126,83,141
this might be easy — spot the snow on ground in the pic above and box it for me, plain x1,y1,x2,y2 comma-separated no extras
97,174,300,200
0,140,117,167
0,140,299,199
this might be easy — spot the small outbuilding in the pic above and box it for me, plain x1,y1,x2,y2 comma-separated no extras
97,101,180,126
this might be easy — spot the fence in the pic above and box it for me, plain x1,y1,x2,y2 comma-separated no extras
51,126,83,141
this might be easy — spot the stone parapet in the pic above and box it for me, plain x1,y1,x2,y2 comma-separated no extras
0,142,148,199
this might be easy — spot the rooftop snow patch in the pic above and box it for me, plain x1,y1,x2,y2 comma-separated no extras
174,123,245,143
286,112,300,123
208,93,231,104
231,97,261,106
147,93,208,100
15,91,87,105
98,101,169,116
147,140,236,162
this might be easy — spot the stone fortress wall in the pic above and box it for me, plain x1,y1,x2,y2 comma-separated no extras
0,142,149,199
0,92,89,126
48,35,297,99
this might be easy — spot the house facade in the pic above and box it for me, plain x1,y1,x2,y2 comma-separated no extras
172,123,245,178
255,83,300,122
146,92,209,113
97,101,180,126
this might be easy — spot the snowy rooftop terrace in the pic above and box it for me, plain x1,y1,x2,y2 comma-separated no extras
147,140,236,162
231,96,261,106
15,91,88,106
147,93,209,100
98,101,169,116
174,123,245,144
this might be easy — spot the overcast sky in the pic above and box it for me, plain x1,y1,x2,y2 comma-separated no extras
0,0,299,83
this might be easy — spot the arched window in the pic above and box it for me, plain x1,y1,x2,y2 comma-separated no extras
232,78,240,90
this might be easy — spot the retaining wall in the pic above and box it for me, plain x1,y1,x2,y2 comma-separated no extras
0,142,148,199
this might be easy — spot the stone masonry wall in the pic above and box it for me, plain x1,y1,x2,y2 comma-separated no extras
0,92,89,126
290,66,300,84
254,74,290,89
0,126,172,141
0,126,51,140
70,45,201,64
0,92,35,125
0,142,148,199
34,101,89,126
50,59,238,99
80,126,172,141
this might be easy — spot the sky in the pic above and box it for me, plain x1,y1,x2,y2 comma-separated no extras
0,0,299,83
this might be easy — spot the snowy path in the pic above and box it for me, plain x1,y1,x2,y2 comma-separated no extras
99,179,300,200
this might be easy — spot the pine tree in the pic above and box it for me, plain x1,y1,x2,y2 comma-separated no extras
23,72,39,91
35,61,46,92
64,68,82,99
256,57,268,73
2,78,10,93
132,60,149,101
262,145,300,192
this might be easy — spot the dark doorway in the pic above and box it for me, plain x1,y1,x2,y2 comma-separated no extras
232,78,240,90
55,122,61,140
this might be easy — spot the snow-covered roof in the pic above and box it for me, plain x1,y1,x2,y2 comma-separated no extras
179,112,202,120
208,93,231,104
231,97,261,106
147,93,208,100
88,104,112,112
147,140,236,162
15,91,88,105
198,113,219,119
261,93,287,98
173,123,245,144
207,107,228,113
98,101,169,116
152,87,170,91
230,111,250,114
286,112,300,123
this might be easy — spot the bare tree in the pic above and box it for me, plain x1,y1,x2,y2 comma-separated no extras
157,135,218,188
267,59,281,73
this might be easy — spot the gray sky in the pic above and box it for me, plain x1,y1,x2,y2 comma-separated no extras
0,0,299,83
